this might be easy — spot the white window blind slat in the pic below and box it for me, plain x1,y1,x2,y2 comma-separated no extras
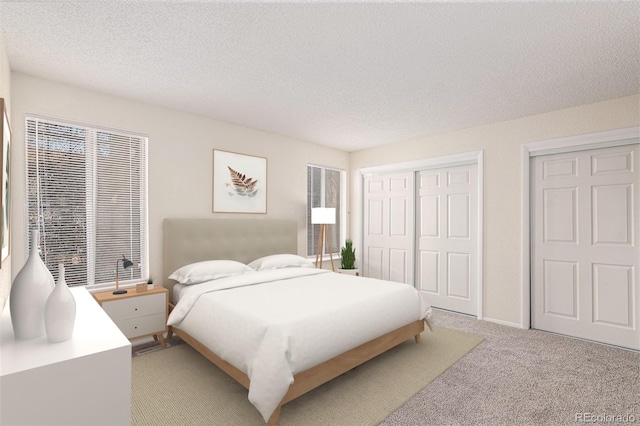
26,117,148,288
307,165,344,257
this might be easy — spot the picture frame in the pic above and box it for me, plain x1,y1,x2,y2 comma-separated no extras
1,98,11,268
212,149,267,214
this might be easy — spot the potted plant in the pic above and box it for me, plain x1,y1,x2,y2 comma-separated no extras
339,239,359,276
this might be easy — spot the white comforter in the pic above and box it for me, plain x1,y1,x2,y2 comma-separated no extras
167,268,431,422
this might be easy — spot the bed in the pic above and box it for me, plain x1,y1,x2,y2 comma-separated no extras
163,218,431,425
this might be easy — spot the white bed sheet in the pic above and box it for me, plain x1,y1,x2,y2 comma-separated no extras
172,283,188,303
167,268,431,422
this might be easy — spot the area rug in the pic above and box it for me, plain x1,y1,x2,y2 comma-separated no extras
131,325,483,425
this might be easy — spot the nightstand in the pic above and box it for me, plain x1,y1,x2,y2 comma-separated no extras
94,285,169,348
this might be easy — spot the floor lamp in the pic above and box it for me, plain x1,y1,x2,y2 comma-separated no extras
312,207,336,271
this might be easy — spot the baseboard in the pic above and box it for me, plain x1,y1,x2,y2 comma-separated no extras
482,316,525,329
132,336,155,345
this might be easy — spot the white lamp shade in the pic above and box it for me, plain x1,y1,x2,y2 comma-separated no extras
311,207,336,225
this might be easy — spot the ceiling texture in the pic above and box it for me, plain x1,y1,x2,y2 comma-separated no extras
0,1,638,152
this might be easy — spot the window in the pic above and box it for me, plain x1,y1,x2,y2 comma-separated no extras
307,165,345,258
26,116,148,288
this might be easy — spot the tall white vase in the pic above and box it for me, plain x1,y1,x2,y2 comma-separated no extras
9,229,55,339
44,263,76,343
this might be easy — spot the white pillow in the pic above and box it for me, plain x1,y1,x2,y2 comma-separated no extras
169,260,253,285
248,254,315,271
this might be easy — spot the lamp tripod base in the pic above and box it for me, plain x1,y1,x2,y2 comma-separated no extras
112,289,128,295
314,223,335,272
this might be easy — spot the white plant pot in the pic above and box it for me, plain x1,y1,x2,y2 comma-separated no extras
338,268,360,276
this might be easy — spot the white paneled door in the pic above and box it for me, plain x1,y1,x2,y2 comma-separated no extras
531,145,639,350
417,164,478,315
363,173,414,284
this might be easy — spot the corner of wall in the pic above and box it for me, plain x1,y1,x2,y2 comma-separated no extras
0,16,12,313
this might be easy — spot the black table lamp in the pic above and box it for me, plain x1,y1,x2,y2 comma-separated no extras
113,255,134,295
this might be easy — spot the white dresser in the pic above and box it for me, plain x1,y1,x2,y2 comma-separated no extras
0,287,131,426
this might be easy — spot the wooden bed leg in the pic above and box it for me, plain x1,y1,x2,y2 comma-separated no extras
267,405,281,426
167,327,174,340
415,333,421,344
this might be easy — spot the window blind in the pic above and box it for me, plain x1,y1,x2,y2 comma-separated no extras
26,117,148,287
307,165,343,257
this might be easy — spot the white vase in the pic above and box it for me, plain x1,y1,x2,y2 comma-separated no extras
44,263,76,343
9,229,55,339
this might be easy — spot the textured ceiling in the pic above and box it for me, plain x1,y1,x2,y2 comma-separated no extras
0,1,638,152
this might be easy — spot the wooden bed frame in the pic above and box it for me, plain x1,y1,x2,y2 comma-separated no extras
163,218,424,425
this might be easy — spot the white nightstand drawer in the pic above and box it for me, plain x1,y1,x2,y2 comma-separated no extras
116,313,166,339
94,286,169,348
103,293,165,321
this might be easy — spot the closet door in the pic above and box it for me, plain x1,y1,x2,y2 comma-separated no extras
417,164,478,315
362,173,414,284
531,144,639,350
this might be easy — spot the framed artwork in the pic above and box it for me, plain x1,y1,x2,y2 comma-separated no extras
213,149,267,214
1,98,11,267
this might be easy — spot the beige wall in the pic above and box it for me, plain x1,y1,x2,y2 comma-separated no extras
4,65,638,327
0,17,12,312
350,94,640,326
9,73,349,291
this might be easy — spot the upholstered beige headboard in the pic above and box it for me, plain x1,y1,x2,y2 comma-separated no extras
163,218,298,302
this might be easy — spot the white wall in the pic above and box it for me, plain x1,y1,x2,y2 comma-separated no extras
0,17,12,311
9,73,349,289
350,94,640,326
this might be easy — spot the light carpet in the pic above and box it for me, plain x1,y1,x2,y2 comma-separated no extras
131,325,483,425
382,309,640,425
